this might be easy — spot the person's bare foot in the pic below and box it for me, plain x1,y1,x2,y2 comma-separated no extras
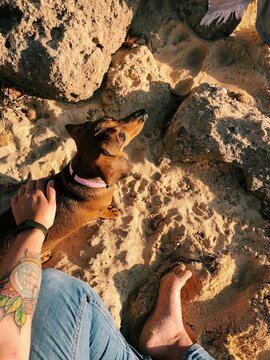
139,264,194,360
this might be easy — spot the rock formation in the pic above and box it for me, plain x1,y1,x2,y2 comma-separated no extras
173,0,241,40
102,45,175,126
0,0,139,102
164,83,270,218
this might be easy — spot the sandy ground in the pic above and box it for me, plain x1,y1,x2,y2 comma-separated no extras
0,2,270,359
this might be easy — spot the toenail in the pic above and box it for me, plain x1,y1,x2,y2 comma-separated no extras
174,264,185,273
174,268,182,274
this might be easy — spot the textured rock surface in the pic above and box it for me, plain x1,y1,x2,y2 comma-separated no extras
102,45,175,126
0,0,139,102
173,0,241,40
164,83,270,218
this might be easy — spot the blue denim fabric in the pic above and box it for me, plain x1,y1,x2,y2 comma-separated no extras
183,344,215,360
30,269,214,360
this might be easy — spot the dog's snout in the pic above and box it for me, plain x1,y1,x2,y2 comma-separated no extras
126,109,148,123
133,109,148,120
141,111,148,122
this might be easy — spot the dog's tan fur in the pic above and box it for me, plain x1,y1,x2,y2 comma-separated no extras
0,109,147,261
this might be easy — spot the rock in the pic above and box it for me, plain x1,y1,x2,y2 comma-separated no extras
26,108,37,121
173,0,241,40
0,0,139,102
102,45,175,127
164,83,270,219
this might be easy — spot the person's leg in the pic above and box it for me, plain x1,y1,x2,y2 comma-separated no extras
256,0,270,45
30,268,150,360
139,265,215,360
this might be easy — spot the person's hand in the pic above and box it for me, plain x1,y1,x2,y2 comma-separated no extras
11,179,56,229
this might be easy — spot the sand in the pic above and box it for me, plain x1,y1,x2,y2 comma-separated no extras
0,2,269,359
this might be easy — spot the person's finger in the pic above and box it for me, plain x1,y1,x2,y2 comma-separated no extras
36,178,47,193
26,180,36,194
46,180,56,205
17,185,26,197
11,195,18,207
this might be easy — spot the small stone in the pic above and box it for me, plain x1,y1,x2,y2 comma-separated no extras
26,109,37,121
7,88,21,100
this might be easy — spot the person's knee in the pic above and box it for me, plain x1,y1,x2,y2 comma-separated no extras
42,268,67,285
41,268,79,298
41,268,98,302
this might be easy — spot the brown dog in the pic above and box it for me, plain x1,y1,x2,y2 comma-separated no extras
0,109,148,261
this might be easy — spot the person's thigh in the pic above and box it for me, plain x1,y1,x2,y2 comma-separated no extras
30,269,148,360
183,344,215,360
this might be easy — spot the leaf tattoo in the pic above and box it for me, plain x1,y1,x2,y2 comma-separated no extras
0,250,41,329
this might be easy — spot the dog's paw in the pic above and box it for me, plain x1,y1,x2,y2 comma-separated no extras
40,250,52,263
101,206,120,219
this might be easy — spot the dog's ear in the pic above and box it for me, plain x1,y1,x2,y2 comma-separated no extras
98,156,131,187
65,123,80,139
66,121,99,141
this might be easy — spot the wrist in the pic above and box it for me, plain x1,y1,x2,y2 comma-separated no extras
16,228,45,243
13,219,49,242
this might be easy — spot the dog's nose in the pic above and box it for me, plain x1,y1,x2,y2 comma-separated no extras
133,109,148,121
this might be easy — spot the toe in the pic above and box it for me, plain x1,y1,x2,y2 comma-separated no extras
159,265,192,292
173,263,186,274
172,265,192,285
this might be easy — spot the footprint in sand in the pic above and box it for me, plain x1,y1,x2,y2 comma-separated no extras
122,215,134,226
192,201,213,220
137,178,149,193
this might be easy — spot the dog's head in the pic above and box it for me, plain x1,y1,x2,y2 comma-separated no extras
65,109,148,186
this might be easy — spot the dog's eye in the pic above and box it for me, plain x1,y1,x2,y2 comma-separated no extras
120,132,126,142
101,149,111,156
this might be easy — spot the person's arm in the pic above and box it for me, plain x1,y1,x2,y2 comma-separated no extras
0,179,56,360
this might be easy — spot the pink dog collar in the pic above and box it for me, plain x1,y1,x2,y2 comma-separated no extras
69,161,107,188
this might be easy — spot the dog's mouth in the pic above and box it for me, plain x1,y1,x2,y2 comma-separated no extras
121,109,148,124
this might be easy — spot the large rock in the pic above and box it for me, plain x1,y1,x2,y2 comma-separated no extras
130,0,240,41
0,0,139,102
173,0,241,40
164,83,270,219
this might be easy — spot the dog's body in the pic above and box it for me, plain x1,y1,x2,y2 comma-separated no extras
0,109,147,261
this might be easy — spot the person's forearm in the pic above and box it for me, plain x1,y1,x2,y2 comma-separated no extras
0,229,44,278
0,229,44,360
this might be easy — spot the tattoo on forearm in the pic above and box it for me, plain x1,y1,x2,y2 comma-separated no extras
0,250,41,329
